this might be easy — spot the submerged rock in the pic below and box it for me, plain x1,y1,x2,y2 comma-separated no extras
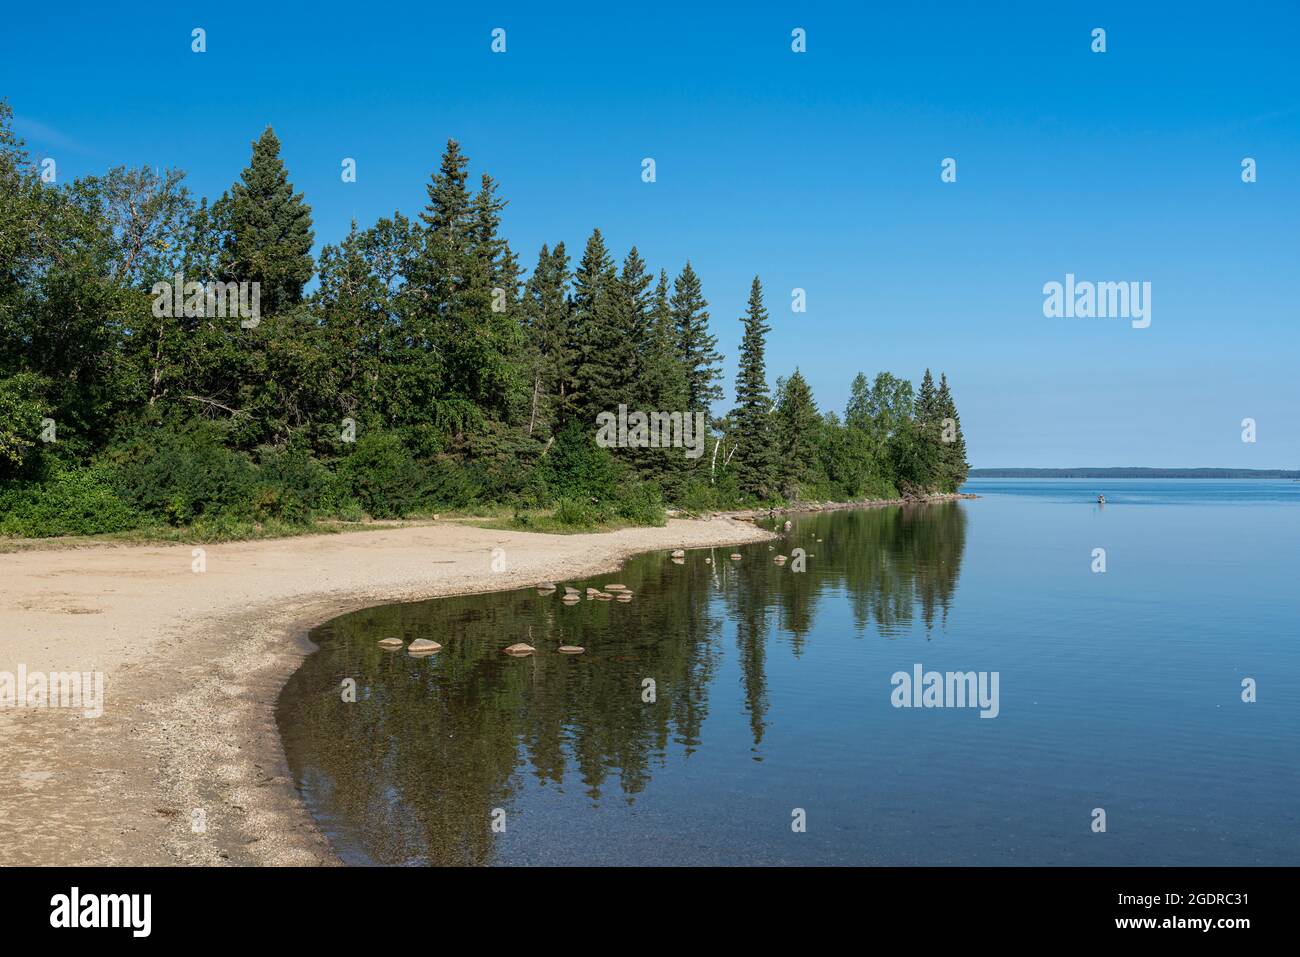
378,638,403,649
503,643,535,656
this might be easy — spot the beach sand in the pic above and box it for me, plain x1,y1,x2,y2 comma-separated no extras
0,518,773,866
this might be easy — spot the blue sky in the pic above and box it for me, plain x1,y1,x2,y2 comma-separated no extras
4,1,1298,467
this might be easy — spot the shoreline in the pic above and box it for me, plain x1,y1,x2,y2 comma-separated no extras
0,493,967,866
0,517,779,865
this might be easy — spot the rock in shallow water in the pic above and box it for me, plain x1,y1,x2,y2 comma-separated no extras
408,639,442,654
503,643,536,656
378,638,403,649
557,645,585,654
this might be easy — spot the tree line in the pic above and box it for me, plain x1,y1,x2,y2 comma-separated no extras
0,100,968,537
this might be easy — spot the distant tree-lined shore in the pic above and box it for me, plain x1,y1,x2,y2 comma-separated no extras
969,468,1298,479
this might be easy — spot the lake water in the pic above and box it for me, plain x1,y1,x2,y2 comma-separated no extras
276,480,1300,865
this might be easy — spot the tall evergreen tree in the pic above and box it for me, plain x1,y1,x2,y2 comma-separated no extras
935,372,969,490
217,127,315,316
408,141,520,426
731,277,777,499
916,368,939,427
638,269,691,488
670,262,722,415
773,367,820,498
569,229,634,425
521,242,572,437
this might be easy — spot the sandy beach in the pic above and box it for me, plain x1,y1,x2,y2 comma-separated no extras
0,518,774,866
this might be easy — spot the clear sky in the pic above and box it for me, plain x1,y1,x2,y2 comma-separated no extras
4,1,1297,467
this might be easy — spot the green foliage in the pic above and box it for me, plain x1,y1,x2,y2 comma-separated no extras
731,277,777,500
0,467,137,537
886,419,942,494
216,128,315,315
553,496,608,527
106,422,258,525
0,372,46,478
0,100,968,539
337,431,427,519
614,481,666,526
541,419,619,502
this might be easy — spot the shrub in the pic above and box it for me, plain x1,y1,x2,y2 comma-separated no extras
254,445,334,524
337,431,427,519
542,419,619,501
105,423,257,525
0,468,137,537
615,481,666,526
553,496,608,527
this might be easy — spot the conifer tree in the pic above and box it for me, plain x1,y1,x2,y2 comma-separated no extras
671,262,722,415
774,368,820,498
410,141,520,424
732,277,777,499
916,369,938,427
569,229,634,425
936,373,969,490
638,269,691,488
521,242,572,436
617,246,654,405
217,127,315,316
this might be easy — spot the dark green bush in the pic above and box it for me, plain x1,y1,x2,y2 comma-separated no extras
337,431,427,519
255,445,335,524
105,423,257,525
541,419,619,502
0,467,137,537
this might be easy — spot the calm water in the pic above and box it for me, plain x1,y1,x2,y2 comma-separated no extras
276,480,1300,865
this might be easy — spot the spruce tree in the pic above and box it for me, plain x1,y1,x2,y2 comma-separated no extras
569,229,634,425
916,368,938,427
671,262,723,415
217,127,315,316
638,269,691,489
410,142,520,423
731,277,777,499
617,246,654,404
774,367,820,499
521,242,572,436
936,373,969,490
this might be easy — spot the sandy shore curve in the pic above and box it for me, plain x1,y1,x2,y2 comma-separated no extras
0,518,774,866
